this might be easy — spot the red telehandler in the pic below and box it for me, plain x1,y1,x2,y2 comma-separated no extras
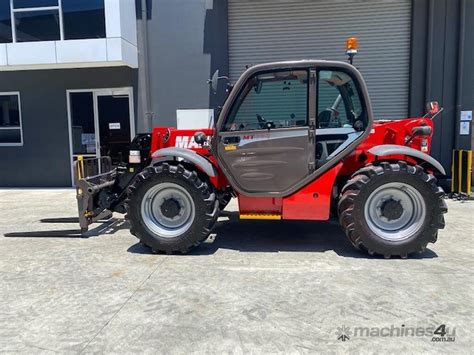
76,39,447,258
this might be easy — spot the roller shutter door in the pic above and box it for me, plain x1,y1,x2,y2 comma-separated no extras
228,0,412,120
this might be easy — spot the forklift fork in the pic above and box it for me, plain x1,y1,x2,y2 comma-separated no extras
74,156,115,233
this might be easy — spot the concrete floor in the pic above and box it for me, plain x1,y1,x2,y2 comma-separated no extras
0,189,472,354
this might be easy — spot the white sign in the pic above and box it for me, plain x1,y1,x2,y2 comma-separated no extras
460,121,470,135
176,109,214,129
460,110,472,121
109,122,121,130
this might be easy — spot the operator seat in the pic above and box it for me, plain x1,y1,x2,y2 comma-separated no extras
318,109,332,128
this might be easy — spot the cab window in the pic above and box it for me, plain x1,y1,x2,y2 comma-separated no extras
317,70,367,130
224,70,308,131
315,69,367,167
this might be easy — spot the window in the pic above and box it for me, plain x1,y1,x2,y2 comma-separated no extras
12,0,60,42
13,0,59,8
225,70,308,131
0,93,23,145
317,70,367,129
0,1,12,43
15,10,61,42
6,0,105,43
63,0,105,40
315,70,367,165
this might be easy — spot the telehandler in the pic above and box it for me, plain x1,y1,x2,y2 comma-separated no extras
76,38,447,258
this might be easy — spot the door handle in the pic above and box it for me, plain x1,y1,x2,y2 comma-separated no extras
223,136,240,144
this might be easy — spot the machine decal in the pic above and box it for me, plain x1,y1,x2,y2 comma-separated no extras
237,129,307,147
175,135,211,149
236,128,357,147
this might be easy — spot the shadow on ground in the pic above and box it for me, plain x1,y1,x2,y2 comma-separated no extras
2,211,437,259
127,211,438,259
3,218,128,239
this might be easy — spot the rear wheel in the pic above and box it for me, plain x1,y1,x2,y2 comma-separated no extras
126,163,219,254
338,162,447,258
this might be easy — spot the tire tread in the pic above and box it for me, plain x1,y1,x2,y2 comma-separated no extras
125,163,218,254
338,161,447,258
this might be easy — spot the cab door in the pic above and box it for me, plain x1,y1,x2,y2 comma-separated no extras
215,69,316,194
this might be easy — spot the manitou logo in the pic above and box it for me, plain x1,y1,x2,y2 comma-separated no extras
175,136,200,149
174,136,209,149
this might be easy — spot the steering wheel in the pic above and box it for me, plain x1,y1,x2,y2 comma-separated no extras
318,108,340,128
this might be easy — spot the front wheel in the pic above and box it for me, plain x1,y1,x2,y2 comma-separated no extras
338,162,447,258
126,163,219,254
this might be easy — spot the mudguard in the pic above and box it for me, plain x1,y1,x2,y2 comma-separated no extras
151,147,217,177
368,144,446,175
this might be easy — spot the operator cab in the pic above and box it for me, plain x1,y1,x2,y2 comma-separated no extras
214,60,372,195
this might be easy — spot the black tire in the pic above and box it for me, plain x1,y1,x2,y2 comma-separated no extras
125,163,219,254
338,161,447,258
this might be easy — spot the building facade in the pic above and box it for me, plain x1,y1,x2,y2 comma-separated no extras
0,0,472,187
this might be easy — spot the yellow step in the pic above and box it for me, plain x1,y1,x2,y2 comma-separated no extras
239,213,282,220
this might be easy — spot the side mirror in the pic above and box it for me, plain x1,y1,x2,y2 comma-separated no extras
424,101,443,119
426,101,440,115
194,131,208,145
208,70,231,94
209,70,219,93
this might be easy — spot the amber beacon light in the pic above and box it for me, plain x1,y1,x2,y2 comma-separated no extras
346,37,359,64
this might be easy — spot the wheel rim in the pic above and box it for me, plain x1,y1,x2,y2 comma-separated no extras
364,182,426,241
141,182,195,238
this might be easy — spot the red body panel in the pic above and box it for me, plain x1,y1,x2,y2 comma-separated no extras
150,127,228,188
238,194,282,214
237,162,342,220
151,127,215,157
340,118,434,176
149,117,435,220
282,162,343,220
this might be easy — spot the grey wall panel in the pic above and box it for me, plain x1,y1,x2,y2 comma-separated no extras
410,0,473,174
228,0,411,120
459,0,474,151
142,0,228,128
0,67,137,187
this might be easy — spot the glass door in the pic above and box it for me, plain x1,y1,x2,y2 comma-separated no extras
70,91,98,159
68,88,134,183
96,89,133,165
